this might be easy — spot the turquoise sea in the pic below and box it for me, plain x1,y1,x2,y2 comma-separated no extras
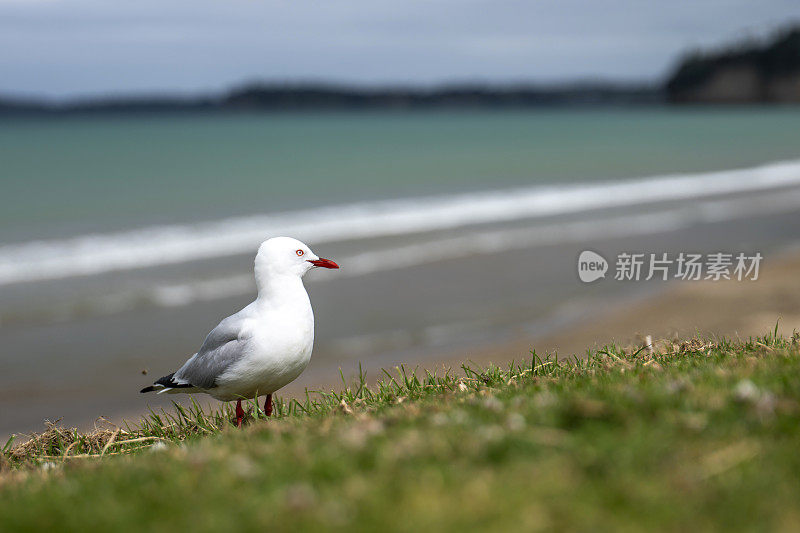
2,108,800,242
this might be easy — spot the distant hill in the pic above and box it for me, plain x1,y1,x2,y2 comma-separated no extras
221,83,660,110
0,83,660,115
667,26,800,103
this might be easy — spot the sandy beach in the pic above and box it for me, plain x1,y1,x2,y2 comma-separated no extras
441,247,800,370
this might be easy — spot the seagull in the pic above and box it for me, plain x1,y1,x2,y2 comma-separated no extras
140,236,339,427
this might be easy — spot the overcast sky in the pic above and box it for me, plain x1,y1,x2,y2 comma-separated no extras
1,0,799,99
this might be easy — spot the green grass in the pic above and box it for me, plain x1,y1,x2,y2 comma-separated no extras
2,333,800,532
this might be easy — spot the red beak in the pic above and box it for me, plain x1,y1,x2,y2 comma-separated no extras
308,258,339,269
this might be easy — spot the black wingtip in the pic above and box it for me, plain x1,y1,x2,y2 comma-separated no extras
140,372,193,394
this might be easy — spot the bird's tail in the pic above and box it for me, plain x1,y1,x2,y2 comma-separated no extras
140,372,195,394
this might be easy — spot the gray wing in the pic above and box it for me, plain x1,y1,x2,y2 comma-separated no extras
173,314,250,390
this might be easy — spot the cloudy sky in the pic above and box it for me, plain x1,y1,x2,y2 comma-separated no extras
1,0,798,99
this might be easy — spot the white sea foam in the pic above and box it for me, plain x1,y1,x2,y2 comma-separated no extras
1,159,800,286
148,185,800,308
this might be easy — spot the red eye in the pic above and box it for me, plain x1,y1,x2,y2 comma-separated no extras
296,249,304,256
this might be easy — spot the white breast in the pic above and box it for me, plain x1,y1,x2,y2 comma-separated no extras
213,293,315,400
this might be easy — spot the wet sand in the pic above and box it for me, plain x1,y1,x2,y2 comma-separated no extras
442,247,800,368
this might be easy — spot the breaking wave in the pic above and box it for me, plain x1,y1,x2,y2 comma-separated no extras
1,159,800,286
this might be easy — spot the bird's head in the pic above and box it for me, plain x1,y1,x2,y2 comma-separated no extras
255,237,339,281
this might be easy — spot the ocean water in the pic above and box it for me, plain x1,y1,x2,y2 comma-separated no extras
3,107,800,242
2,107,800,434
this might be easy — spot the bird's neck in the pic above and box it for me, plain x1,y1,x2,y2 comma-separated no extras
255,272,309,309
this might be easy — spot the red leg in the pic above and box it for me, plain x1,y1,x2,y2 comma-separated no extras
264,394,273,417
235,399,244,428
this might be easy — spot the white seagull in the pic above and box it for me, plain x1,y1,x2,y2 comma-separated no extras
141,236,339,427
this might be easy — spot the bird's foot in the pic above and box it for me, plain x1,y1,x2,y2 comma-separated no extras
264,394,273,417
235,399,245,428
